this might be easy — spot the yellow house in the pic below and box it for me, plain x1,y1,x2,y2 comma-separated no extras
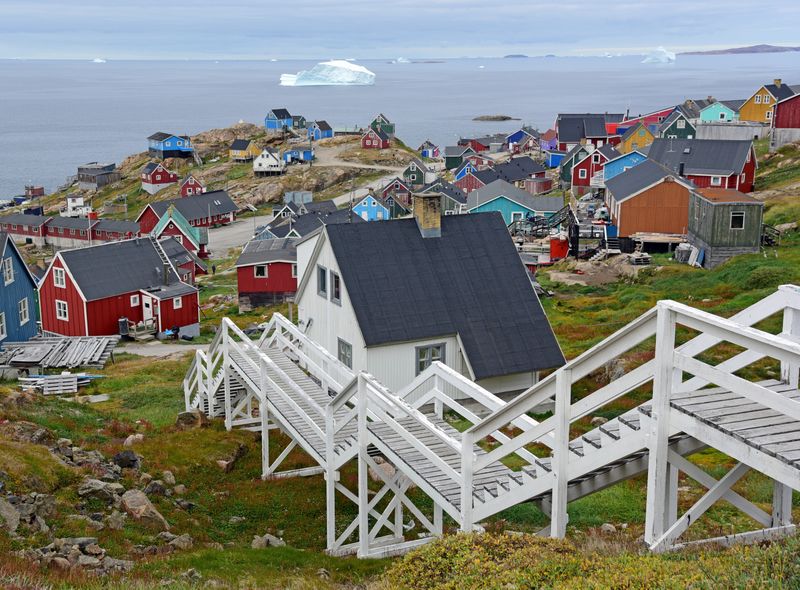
229,139,262,162
618,122,654,154
739,79,796,124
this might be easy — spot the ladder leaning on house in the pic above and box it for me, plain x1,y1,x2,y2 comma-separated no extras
184,285,800,558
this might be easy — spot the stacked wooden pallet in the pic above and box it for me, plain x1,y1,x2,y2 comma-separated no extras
0,336,119,369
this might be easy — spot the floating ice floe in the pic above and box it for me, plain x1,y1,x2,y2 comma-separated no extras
394,57,411,64
92,58,107,63
280,60,375,86
641,47,676,64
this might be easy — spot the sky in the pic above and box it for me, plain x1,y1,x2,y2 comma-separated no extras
2,0,800,60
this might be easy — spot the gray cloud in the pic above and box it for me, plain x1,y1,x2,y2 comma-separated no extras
0,0,798,59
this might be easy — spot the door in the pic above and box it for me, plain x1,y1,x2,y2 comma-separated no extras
143,296,153,321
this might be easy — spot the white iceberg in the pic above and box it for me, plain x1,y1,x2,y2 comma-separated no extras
641,47,676,64
280,60,375,86
92,58,107,63
394,57,411,64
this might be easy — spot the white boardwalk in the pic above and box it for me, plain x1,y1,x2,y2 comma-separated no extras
185,285,800,557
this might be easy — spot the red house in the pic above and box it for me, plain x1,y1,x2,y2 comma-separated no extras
179,174,206,197
90,219,140,243
137,190,238,233
141,162,178,195
647,138,757,193
381,177,412,205
772,93,800,149
39,237,200,338
235,238,297,311
362,128,390,149
159,236,208,284
571,144,620,196
0,214,49,246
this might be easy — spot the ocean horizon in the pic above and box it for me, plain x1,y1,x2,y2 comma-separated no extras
1,53,798,197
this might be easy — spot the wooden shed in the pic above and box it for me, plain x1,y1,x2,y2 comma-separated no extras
687,188,763,268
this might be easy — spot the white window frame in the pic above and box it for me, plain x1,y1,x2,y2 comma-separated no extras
317,265,328,297
710,176,722,186
254,265,268,278
764,95,771,104
291,264,297,278
416,343,445,375
331,271,342,305
511,211,524,222
578,169,587,179
337,338,353,369
130,294,140,306
18,297,29,326
754,95,762,104
3,257,13,285
55,299,68,321
0,312,5,340
592,154,600,164
676,119,686,129
730,211,745,230
173,296,183,309
53,267,66,288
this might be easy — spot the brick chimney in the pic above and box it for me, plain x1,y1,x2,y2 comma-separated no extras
413,192,442,238
774,78,782,88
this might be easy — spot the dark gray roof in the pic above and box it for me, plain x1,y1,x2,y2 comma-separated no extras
467,179,563,213
764,83,796,102
0,214,49,227
605,159,686,202
421,180,467,204
324,213,564,379
444,145,471,157
494,156,546,181
659,109,695,133
58,238,193,301
556,114,621,142
719,99,745,112
302,200,337,214
148,132,188,141
48,217,93,230
407,158,430,174
561,144,589,167
269,208,364,238
230,139,252,151
367,127,389,141
143,162,160,174
159,236,207,273
148,190,237,223
596,144,621,160
647,138,753,176
93,219,139,235
313,120,332,131
269,108,292,119
236,238,298,267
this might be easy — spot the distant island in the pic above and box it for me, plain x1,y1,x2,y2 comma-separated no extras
680,44,800,56
473,114,519,121
503,54,529,59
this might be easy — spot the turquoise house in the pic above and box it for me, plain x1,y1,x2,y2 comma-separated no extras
0,233,38,345
353,194,391,221
466,179,563,225
603,151,648,182
700,101,741,123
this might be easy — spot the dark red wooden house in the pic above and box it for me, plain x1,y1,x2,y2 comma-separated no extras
571,144,620,196
361,128,390,149
137,190,237,233
39,237,200,338
179,174,206,197
235,238,298,311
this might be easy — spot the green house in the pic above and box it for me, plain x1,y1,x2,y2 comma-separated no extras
559,144,590,183
403,158,430,186
659,109,696,139
687,188,763,269
370,113,395,138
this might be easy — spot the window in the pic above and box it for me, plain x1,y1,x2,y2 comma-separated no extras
711,176,722,186
131,294,140,306
3,257,13,285
766,110,773,121
764,95,771,104
291,264,297,278
337,338,353,369
592,154,600,164
55,300,68,321
578,169,587,179
317,265,328,297
730,211,745,230
511,212,524,222
755,95,762,104
331,271,341,305
0,312,5,340
18,298,28,325
173,297,182,309
719,112,726,120
53,267,66,288
740,173,746,184
254,265,267,278
416,343,445,375
676,119,686,129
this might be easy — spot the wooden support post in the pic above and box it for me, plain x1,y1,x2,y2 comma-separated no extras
394,491,404,540
223,326,232,431
357,374,370,557
206,350,213,416
551,367,572,538
772,481,793,527
434,503,443,535
325,404,337,551
460,431,474,532
781,306,800,388
260,398,269,479
434,374,443,420
666,462,679,528
645,306,677,545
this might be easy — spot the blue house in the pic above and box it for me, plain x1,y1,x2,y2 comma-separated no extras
699,100,743,123
0,233,38,345
353,194,391,221
603,150,648,182
308,120,334,140
454,159,479,181
466,180,563,225
282,148,315,164
544,150,566,168
147,132,194,159
265,108,293,131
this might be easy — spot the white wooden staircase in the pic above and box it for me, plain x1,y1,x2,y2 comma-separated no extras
185,285,800,558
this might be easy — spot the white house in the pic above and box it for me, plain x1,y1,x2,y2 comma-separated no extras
253,149,286,177
294,192,564,396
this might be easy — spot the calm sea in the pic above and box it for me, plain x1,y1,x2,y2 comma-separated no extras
1,54,798,197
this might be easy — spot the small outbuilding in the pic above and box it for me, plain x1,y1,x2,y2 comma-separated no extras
687,188,764,268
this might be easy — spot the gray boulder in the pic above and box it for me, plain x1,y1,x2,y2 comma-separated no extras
121,490,169,531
